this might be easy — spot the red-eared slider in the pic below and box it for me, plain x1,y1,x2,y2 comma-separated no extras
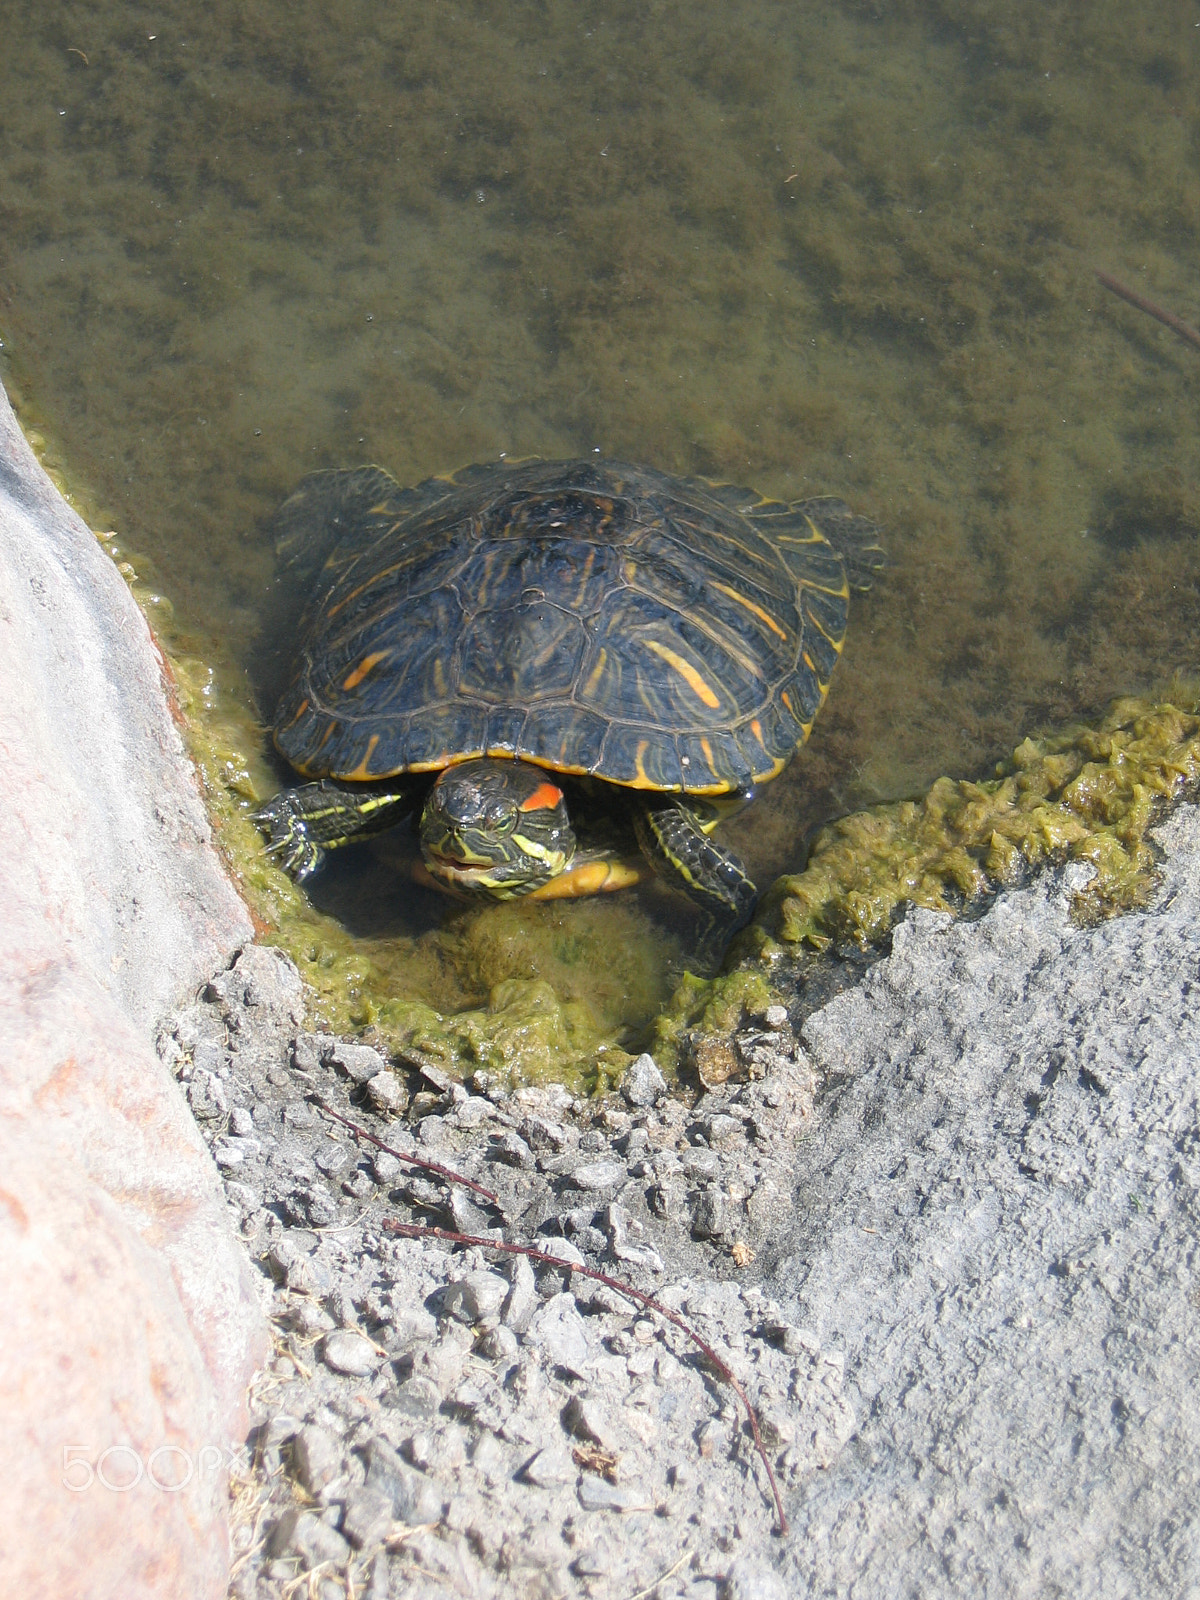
255,458,883,969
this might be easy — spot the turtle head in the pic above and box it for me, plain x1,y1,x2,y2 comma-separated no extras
419,758,576,897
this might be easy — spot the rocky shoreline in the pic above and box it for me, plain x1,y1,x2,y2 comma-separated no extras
168,803,1200,1600
167,946,844,1600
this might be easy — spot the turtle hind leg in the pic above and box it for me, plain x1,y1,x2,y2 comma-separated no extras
633,798,757,975
253,778,416,880
792,497,887,592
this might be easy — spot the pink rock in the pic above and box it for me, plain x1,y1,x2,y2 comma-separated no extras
0,384,267,1597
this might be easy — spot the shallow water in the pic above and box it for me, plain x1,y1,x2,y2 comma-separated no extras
2,0,1198,1062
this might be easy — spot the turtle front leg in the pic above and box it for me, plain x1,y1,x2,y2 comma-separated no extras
633,798,757,973
254,779,416,880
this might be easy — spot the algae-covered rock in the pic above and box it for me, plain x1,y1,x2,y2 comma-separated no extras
761,698,1200,951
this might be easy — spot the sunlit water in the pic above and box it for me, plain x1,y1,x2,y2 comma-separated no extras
2,0,1197,1048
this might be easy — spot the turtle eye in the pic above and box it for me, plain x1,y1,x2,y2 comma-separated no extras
485,804,518,835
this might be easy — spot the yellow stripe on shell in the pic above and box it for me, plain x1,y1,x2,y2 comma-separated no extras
712,582,789,641
583,649,609,699
342,650,390,691
279,697,310,729
642,640,722,710
342,733,381,779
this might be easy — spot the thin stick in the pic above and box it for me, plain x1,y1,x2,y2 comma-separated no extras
380,1218,790,1535
621,1548,693,1600
1095,269,1200,354
309,1095,500,1206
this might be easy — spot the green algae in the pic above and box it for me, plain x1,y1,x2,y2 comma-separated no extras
167,643,668,1093
761,696,1200,951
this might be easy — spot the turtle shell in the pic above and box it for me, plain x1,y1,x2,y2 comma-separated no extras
270,458,880,796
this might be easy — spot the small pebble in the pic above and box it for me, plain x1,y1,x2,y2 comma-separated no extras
476,1323,519,1362
321,1330,381,1376
522,1445,577,1488
340,1486,394,1550
372,1150,402,1183
577,1476,647,1512
324,1039,389,1082
291,1424,343,1495
568,1159,625,1192
314,1141,349,1175
524,1293,591,1375
682,1147,721,1181
366,1071,407,1113
452,1095,493,1128
443,1269,510,1324
622,1052,667,1107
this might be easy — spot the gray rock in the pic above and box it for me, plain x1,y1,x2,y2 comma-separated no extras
283,1298,336,1337
519,1115,577,1153
224,1180,261,1212
268,1507,351,1567
372,1150,403,1183
291,1424,344,1495
452,1095,494,1128
621,1052,667,1107
391,1375,442,1417
476,1323,519,1363
405,1424,466,1475
681,1147,721,1182
524,1293,591,1376
448,1186,495,1236
324,1039,389,1082
314,1141,349,1175
366,1071,408,1114
340,1485,394,1550
364,1436,445,1525
568,1159,626,1192
387,1306,438,1350
605,1202,665,1273
522,1445,577,1488
563,1391,615,1448
443,1269,510,1324
576,1476,648,1512
321,1330,381,1376
187,1071,228,1121
211,1137,249,1169
535,1236,587,1269
690,1188,729,1239
769,834,1200,1600
502,1253,538,1334
701,1114,742,1144
301,1186,339,1227
492,1128,535,1169
260,1412,302,1449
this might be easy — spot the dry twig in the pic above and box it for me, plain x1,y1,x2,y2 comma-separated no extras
309,1093,499,1205
381,1218,790,1534
1095,269,1200,354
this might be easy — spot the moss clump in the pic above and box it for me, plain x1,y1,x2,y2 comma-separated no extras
649,964,780,1079
761,696,1200,950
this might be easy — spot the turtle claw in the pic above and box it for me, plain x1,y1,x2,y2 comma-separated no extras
253,794,327,881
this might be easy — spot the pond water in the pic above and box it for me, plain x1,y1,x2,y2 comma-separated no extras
2,0,1197,1072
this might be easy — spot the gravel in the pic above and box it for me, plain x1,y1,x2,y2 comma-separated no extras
163,806,1200,1599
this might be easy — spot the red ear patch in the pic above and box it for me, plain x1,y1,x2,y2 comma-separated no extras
519,781,565,813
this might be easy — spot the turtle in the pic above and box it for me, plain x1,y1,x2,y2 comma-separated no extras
253,457,883,970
